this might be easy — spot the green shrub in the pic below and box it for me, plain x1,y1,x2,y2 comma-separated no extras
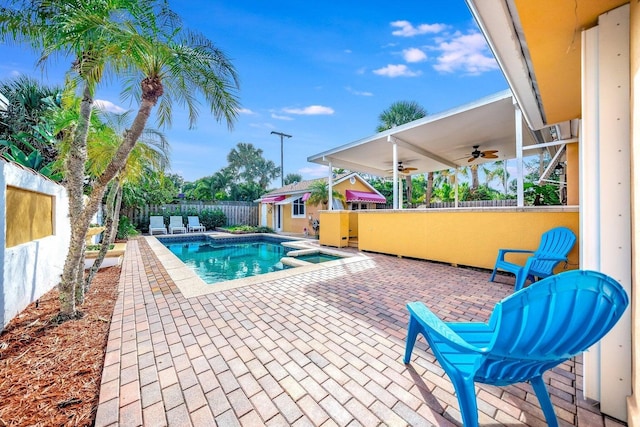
199,208,226,230
117,216,139,240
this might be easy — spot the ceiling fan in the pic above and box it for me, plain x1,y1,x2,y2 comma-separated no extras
387,161,418,174
467,145,498,162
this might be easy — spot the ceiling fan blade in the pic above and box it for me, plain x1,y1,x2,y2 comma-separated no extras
404,167,417,172
482,150,498,155
483,154,499,159
468,157,476,163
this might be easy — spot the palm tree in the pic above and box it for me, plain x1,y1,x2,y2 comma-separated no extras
376,101,427,132
1,0,240,319
485,160,510,197
284,173,303,185
227,142,280,188
306,179,345,209
0,76,62,164
376,100,427,205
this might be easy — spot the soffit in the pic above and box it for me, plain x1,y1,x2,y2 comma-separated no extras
307,91,538,177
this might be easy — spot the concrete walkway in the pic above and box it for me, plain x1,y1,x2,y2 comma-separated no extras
94,237,624,426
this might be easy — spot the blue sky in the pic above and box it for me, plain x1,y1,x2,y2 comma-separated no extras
0,1,508,185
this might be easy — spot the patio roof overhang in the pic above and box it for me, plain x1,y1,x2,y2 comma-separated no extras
307,90,540,177
464,0,627,130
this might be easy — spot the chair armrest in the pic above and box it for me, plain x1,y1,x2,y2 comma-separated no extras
407,302,484,354
532,255,567,262
496,248,535,262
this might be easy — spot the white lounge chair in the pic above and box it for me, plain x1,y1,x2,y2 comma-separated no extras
187,216,206,232
169,216,187,234
149,216,167,235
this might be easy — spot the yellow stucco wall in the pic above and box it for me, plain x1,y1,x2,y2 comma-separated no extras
567,142,579,205
6,186,54,248
353,208,579,270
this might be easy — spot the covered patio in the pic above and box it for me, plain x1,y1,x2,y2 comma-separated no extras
93,238,620,426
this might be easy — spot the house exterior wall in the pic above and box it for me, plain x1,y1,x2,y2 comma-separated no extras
567,142,579,205
0,161,70,329
260,174,384,235
352,208,579,270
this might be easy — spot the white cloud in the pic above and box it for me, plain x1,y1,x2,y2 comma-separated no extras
298,165,329,178
282,105,334,115
346,86,373,97
237,107,256,115
271,113,294,120
432,32,499,75
373,64,421,78
391,20,447,37
94,99,126,114
402,47,427,63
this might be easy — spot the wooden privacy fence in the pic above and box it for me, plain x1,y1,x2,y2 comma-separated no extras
121,201,259,229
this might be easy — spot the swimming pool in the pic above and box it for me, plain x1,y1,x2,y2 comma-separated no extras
159,235,293,284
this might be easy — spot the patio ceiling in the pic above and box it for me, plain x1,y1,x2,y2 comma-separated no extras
307,90,539,177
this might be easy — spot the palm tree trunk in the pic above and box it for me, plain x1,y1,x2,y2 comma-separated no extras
425,172,434,207
81,92,157,228
405,175,413,207
110,184,123,244
471,165,479,190
58,82,93,320
85,179,119,288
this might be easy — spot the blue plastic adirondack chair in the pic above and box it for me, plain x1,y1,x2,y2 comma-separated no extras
489,226,576,291
404,270,628,427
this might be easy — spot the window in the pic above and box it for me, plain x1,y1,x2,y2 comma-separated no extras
292,197,305,217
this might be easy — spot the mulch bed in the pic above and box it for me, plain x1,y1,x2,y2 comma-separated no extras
0,266,120,426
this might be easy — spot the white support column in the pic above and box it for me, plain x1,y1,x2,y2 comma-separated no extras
515,106,524,207
327,162,333,211
391,137,399,209
581,5,631,421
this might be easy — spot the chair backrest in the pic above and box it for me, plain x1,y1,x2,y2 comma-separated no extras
529,226,577,276
150,216,164,227
188,216,200,226
169,216,183,226
475,270,628,385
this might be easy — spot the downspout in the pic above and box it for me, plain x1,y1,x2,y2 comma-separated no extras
515,105,524,206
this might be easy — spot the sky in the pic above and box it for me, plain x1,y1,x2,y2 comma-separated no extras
0,1,508,185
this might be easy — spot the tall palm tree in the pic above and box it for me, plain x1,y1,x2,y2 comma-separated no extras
1,0,240,319
306,179,345,209
485,160,510,197
227,142,280,188
376,101,427,132
376,100,427,206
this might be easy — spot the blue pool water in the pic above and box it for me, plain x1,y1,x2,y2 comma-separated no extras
161,236,293,284
293,253,343,264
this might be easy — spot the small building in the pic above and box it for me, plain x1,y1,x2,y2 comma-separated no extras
257,172,386,235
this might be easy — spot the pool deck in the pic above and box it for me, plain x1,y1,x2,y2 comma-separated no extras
93,236,625,426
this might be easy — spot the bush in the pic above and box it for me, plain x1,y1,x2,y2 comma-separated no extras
199,208,226,230
220,225,273,234
117,216,139,240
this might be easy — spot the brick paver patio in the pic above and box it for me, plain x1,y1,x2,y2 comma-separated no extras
94,237,626,426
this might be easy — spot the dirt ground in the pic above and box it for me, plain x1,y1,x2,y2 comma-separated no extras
0,266,120,426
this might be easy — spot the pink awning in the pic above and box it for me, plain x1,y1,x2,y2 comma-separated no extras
345,190,386,203
261,195,285,203
301,192,311,202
